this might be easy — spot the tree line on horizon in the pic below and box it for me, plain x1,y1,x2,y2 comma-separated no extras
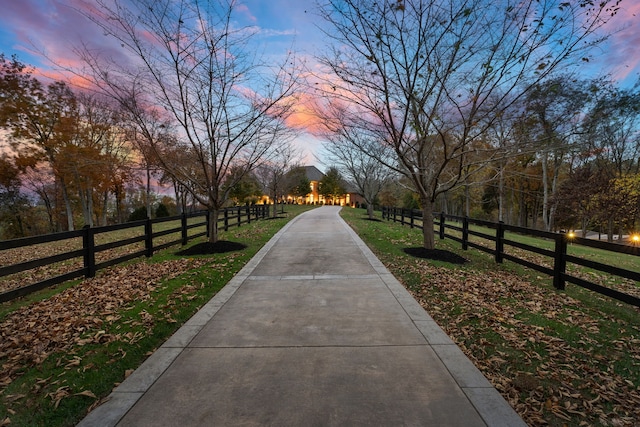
368,74,640,242
0,0,637,246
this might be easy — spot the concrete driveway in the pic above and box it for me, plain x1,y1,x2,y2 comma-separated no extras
78,206,525,427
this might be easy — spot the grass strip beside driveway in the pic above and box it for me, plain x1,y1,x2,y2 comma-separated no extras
0,206,314,427
341,208,640,427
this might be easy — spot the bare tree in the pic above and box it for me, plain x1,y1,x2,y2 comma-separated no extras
321,123,395,219
59,93,128,227
254,144,302,218
77,0,298,243
118,104,173,220
316,0,619,249
517,76,592,231
584,82,640,177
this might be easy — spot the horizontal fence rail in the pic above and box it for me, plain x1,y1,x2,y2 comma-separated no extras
381,206,640,308
0,205,269,303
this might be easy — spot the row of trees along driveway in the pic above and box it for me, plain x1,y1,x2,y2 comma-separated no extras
313,0,621,250
77,0,299,243
0,0,628,249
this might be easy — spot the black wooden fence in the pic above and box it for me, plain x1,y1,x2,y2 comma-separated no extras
381,206,640,307
0,205,269,303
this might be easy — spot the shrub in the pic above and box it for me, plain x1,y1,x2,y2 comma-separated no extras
128,206,148,222
155,203,170,218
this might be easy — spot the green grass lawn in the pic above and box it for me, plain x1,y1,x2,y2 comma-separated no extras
4,205,638,426
341,207,640,427
0,205,315,427
391,216,640,297
390,214,640,274
0,209,272,296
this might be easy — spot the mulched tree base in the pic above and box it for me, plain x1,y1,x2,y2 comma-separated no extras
362,217,382,222
403,247,468,264
176,241,247,255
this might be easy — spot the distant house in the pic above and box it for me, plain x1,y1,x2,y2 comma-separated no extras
301,165,324,204
286,166,364,207
342,182,365,208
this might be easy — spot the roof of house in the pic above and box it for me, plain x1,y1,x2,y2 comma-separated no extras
343,182,359,194
304,165,325,182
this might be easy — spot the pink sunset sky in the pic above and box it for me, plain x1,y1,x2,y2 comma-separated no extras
1,0,639,165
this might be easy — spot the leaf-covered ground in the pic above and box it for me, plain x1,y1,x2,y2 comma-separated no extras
394,258,640,426
3,208,640,426
0,240,85,295
0,257,210,422
0,221,196,295
341,209,640,427
0,208,309,426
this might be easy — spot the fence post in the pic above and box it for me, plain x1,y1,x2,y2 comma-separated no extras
410,209,414,228
82,225,96,278
462,217,469,250
224,208,229,231
393,207,397,223
237,207,241,227
144,218,153,258
553,233,568,290
400,208,405,226
181,213,188,246
496,221,504,263
246,205,251,224
439,212,445,239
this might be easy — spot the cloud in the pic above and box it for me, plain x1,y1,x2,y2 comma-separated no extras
282,66,383,139
591,3,640,85
257,28,298,38
235,3,257,23
285,90,327,135
1,0,134,87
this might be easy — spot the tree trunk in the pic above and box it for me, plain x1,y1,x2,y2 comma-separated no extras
78,187,89,227
271,189,278,218
145,166,152,219
88,188,95,227
208,207,219,243
115,184,124,223
80,187,95,227
498,162,505,223
60,177,74,231
547,154,562,232
441,192,448,215
173,181,182,215
101,191,108,226
542,151,550,231
464,184,470,217
16,212,25,237
518,182,526,227
40,192,55,232
421,198,435,250
366,202,374,220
